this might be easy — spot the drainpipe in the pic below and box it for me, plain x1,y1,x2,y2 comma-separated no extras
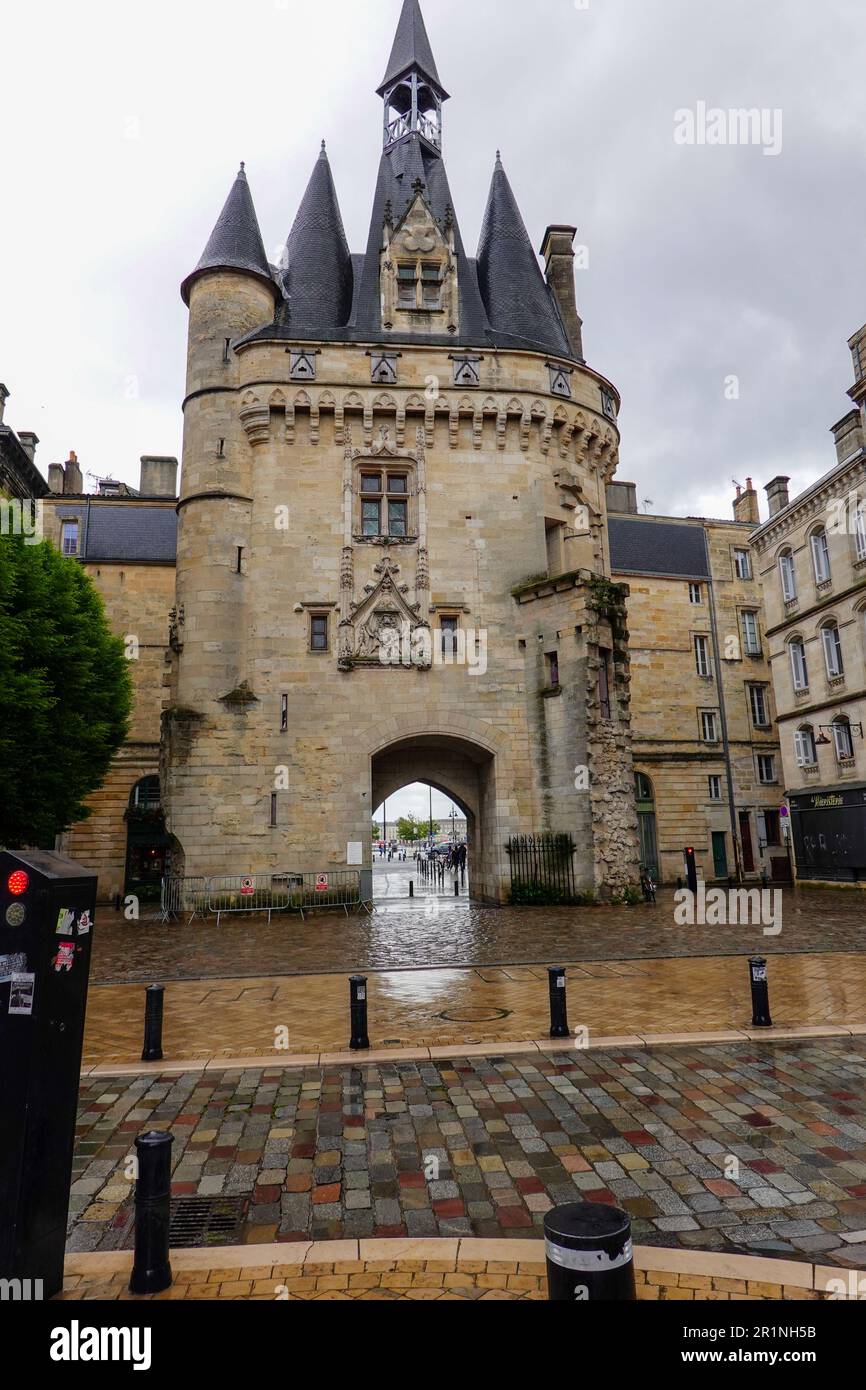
702,529,743,884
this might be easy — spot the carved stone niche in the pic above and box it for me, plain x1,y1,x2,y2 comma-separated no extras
339,555,431,673
380,184,459,336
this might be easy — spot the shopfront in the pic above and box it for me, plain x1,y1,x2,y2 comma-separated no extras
789,783,866,882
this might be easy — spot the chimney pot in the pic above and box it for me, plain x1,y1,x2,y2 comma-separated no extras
0,383,9,425
139,455,179,498
18,431,39,463
540,225,584,361
765,476,791,519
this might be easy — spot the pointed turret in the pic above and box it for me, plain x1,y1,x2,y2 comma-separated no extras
377,0,447,97
476,153,571,357
181,164,275,305
282,143,353,331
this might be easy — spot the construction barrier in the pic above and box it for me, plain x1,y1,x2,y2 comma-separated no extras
206,875,291,926
279,870,373,920
159,871,373,925
155,875,208,924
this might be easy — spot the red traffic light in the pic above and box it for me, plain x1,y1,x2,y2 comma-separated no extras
7,870,29,896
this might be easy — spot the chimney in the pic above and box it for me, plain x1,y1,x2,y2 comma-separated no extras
0,383,8,425
540,225,584,360
605,480,639,515
831,409,864,466
139,455,178,498
765,476,791,519
18,431,39,464
64,450,83,494
48,463,65,493
733,476,760,525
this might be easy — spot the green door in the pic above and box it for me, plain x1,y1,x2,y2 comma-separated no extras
712,831,728,879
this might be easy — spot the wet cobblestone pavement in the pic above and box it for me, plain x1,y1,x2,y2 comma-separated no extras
69,1038,866,1267
93,886,866,986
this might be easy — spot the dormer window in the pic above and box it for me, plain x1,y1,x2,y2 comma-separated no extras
396,261,443,311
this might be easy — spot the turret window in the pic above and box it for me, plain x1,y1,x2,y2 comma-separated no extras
396,261,443,311
360,472,409,539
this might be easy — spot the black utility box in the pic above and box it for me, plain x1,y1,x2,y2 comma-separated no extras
0,850,97,1300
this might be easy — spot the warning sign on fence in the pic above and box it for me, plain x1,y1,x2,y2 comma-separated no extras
241,877,255,896
315,874,329,893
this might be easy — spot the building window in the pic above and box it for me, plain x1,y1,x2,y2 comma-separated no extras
855,503,866,561
310,614,329,652
779,550,797,602
280,695,288,733
547,364,573,398
545,651,560,689
701,710,719,742
61,520,79,556
289,349,317,381
708,775,722,801
833,717,855,762
694,635,711,678
397,260,443,310
236,546,244,574
789,638,809,691
748,684,770,728
370,353,398,385
821,622,844,679
757,754,777,784
763,810,781,847
811,528,831,584
733,548,752,580
453,355,482,387
741,610,761,655
795,726,817,767
441,616,459,659
852,339,865,382
600,387,617,421
688,583,703,605
598,649,611,718
270,793,278,827
131,775,161,809
360,472,409,539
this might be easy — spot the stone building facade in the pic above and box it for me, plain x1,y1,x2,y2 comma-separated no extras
751,319,866,884
161,0,641,903
609,482,787,886
40,455,178,901
0,383,47,504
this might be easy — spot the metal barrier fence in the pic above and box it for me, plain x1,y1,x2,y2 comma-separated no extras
158,871,372,925
206,875,291,926
155,875,208,924
279,870,372,921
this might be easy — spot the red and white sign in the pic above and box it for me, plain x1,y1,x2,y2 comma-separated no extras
241,877,256,897
315,874,329,894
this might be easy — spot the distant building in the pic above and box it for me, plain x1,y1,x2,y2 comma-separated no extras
0,383,48,502
751,320,866,884
608,482,786,885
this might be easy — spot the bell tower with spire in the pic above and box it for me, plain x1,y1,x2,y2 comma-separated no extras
163,0,640,902
378,0,448,151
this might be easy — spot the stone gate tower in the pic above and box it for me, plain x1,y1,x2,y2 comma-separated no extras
162,0,640,902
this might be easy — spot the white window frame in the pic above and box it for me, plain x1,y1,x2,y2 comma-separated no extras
822,624,844,679
741,610,760,655
789,639,808,692
708,775,722,801
855,503,866,562
748,684,769,728
794,728,817,767
694,635,711,678
833,720,854,761
701,710,719,742
688,583,703,605
733,548,752,581
756,754,777,785
811,529,831,584
61,520,79,556
779,551,797,602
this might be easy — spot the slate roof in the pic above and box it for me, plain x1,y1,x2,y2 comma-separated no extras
377,0,446,96
476,155,571,358
181,166,275,306
55,503,177,564
608,516,710,580
280,145,353,333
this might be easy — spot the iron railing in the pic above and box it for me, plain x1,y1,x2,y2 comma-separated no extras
505,834,577,903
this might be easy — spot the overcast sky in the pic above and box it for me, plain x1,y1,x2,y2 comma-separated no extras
2,0,863,523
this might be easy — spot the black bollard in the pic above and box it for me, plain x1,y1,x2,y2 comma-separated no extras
141,984,165,1062
349,975,370,1051
544,1202,636,1302
548,966,570,1039
129,1130,174,1295
409,880,414,898
749,956,773,1028
454,879,459,897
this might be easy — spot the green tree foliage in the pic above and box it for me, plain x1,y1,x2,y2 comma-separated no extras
0,533,133,847
397,814,439,842
371,821,380,839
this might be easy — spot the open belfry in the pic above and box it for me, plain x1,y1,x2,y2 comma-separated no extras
163,0,640,901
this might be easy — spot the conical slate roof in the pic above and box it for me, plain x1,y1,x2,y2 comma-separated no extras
181,165,275,305
282,144,353,331
476,154,570,356
377,0,447,96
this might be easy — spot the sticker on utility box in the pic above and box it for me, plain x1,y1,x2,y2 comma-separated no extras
8,973,35,1015
315,875,329,893
55,907,76,935
5,902,26,927
77,909,92,935
0,952,27,983
52,942,76,973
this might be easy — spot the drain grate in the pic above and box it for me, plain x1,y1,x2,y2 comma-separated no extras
168,1195,248,1249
